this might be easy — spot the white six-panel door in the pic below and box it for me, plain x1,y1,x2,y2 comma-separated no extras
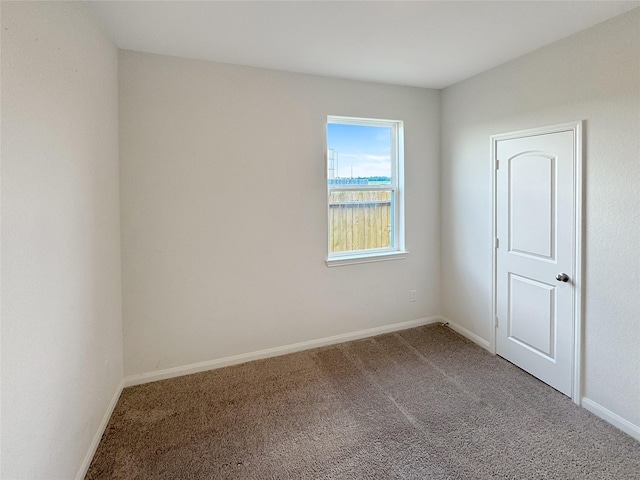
494,123,582,398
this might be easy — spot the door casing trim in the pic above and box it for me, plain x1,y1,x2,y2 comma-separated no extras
490,121,583,405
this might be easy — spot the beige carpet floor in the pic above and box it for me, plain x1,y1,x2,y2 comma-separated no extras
87,324,640,479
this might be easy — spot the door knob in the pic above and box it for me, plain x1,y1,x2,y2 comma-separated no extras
555,273,569,282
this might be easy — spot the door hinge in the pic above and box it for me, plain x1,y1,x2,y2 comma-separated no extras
495,238,499,249
495,159,500,170
495,316,499,328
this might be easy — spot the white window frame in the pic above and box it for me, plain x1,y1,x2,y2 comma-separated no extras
325,116,407,267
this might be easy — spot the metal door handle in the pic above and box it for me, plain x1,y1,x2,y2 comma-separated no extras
555,273,569,282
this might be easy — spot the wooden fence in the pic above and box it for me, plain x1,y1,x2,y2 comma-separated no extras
329,190,392,252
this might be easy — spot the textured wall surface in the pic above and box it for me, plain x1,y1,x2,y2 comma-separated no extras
441,9,640,428
3,5,638,479
119,50,441,377
1,2,123,478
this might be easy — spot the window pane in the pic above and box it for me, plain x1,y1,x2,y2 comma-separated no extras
329,190,392,253
327,124,392,184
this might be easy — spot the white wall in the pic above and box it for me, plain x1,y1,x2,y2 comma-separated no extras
4,6,635,477
441,9,640,430
1,2,122,478
119,50,441,377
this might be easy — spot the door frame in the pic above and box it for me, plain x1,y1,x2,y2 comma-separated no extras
490,121,584,405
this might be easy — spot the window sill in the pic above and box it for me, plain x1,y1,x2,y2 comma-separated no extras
325,250,409,267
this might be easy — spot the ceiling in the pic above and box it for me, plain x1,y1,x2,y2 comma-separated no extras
87,1,639,89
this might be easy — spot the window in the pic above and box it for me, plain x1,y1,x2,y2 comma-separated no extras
326,116,407,266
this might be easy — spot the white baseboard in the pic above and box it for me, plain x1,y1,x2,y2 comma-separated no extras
440,321,639,443
76,381,124,480
441,316,491,351
123,316,442,387
582,397,640,442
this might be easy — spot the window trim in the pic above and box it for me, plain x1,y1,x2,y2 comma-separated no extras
325,250,409,268
325,116,407,266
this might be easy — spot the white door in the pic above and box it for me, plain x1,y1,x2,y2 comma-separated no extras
494,123,581,397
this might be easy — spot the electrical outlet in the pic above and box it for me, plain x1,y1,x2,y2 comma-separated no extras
410,290,416,302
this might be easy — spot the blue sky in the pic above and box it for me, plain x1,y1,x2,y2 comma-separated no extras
327,123,391,178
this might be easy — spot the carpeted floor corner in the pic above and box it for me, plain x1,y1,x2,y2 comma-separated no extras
87,324,640,479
